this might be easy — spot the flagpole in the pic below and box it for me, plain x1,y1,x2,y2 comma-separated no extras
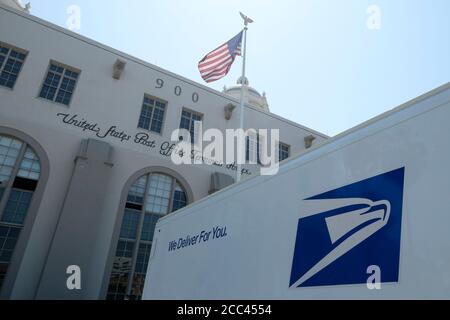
236,13,252,183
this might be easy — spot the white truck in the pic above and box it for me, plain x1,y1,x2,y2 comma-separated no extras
143,83,450,299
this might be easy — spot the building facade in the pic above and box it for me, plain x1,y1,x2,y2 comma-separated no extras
0,2,327,299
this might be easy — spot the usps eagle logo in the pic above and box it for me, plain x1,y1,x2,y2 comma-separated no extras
290,167,405,288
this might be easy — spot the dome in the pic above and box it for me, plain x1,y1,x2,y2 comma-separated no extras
0,0,31,12
223,77,270,112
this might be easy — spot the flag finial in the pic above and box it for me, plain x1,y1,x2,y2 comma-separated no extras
239,12,254,27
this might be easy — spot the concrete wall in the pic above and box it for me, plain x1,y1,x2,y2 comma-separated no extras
0,4,327,299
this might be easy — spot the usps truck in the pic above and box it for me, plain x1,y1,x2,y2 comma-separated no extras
143,83,450,299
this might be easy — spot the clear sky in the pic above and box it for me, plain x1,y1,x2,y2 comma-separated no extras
27,0,449,136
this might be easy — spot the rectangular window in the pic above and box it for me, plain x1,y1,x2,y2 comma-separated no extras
145,174,172,215
179,109,203,144
0,136,23,184
246,133,264,164
115,240,135,260
119,209,140,240
127,176,147,205
131,243,152,299
0,263,8,290
134,243,152,274
39,62,79,106
277,142,290,162
0,226,21,290
0,43,27,89
17,147,40,181
0,226,21,263
107,240,135,300
1,189,33,225
137,96,166,134
140,213,160,242
172,187,187,212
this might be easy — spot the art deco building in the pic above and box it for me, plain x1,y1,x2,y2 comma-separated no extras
0,1,327,299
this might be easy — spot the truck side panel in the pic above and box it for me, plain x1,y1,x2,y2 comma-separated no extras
143,85,450,299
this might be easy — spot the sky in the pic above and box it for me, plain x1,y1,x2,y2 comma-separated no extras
27,0,449,136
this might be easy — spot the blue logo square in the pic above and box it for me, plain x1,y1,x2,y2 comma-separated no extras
290,167,405,288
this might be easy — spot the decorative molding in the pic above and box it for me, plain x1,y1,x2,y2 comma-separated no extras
224,103,236,120
112,58,126,80
304,135,316,149
209,172,235,194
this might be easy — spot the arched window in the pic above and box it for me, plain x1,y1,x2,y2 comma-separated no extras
107,173,188,300
0,135,41,291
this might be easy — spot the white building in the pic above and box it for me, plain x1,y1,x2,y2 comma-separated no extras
0,2,327,299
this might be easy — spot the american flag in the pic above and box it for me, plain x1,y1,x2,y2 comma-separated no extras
198,31,243,83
